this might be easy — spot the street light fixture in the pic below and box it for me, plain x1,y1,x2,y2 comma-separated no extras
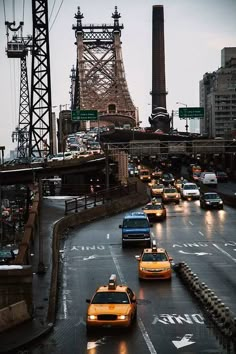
176,102,189,133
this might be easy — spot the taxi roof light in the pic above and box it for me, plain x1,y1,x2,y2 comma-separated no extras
152,240,157,252
108,274,117,290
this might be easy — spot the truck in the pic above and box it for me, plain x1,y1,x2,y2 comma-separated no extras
119,212,152,248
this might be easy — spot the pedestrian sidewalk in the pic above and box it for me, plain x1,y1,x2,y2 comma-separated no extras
0,197,66,354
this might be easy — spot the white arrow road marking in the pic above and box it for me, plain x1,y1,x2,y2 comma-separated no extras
83,255,97,261
172,334,195,349
178,250,212,256
87,337,106,350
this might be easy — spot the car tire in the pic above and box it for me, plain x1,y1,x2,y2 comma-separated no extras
122,241,126,249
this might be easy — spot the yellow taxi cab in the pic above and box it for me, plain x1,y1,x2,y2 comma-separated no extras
135,241,173,280
192,165,202,174
86,274,137,331
150,183,165,197
139,169,151,182
162,187,180,204
142,201,166,221
174,179,183,191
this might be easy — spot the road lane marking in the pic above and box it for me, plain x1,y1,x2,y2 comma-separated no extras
189,221,193,226
198,231,204,237
109,246,158,354
107,233,110,239
212,243,236,262
172,334,195,349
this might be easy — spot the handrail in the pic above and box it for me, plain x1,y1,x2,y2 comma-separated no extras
64,182,137,215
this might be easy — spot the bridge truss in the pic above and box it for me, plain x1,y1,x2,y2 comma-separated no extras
72,7,137,127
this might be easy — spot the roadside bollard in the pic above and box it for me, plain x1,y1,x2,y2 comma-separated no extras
221,307,232,336
208,295,219,313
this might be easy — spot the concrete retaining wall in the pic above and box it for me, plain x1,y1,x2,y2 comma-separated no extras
0,300,30,333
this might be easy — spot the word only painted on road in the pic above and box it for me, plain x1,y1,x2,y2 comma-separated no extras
173,241,236,248
152,314,204,325
70,245,105,251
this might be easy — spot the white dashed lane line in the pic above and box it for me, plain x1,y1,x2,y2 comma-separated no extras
198,231,204,237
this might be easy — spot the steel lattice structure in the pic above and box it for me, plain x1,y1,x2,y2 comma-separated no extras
72,7,136,127
29,0,53,157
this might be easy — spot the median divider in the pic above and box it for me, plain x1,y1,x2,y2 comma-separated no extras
175,261,236,339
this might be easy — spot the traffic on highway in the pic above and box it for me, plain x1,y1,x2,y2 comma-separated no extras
24,159,236,354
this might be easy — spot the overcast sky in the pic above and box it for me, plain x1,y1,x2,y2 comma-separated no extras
0,0,236,155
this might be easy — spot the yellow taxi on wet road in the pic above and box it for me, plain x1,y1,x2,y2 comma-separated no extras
150,183,165,197
135,241,173,280
86,275,137,331
142,201,166,221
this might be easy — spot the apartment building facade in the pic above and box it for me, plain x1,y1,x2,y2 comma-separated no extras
200,47,236,138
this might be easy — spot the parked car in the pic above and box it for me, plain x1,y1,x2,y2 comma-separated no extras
200,192,223,209
215,171,228,182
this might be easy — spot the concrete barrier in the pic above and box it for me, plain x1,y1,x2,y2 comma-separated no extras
0,300,30,333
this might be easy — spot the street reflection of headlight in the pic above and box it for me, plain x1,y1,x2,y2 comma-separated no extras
88,315,97,320
118,315,128,320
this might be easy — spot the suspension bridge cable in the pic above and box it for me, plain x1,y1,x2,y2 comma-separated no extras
49,0,57,22
49,0,64,32
22,0,25,22
2,0,6,22
12,0,15,22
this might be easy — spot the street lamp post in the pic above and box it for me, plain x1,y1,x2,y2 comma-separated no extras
176,102,189,133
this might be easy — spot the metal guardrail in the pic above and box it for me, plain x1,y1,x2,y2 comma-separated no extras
64,182,137,215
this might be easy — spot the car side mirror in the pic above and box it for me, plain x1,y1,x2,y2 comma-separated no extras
135,255,141,261
169,257,173,261
119,225,122,228
86,299,91,303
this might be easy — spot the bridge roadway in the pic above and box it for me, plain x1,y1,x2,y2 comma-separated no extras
0,155,106,185
0,181,233,354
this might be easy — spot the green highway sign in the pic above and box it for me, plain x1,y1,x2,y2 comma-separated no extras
179,107,204,119
71,110,98,121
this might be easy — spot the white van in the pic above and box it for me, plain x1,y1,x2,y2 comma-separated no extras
199,172,217,186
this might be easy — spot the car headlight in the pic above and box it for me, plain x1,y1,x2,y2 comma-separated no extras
140,267,146,271
162,267,171,271
118,315,128,320
156,212,162,216
143,233,150,237
219,201,223,204
206,201,210,204
88,315,97,320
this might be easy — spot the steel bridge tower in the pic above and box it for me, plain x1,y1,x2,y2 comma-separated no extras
29,0,53,157
72,7,137,128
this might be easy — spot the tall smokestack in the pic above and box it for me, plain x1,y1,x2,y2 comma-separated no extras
149,5,170,133
152,5,167,110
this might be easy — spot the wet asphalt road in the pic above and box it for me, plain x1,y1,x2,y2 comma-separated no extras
26,188,236,354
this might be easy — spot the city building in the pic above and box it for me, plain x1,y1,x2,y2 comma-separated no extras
200,47,236,138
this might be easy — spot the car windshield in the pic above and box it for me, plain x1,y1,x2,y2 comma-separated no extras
123,219,149,228
142,253,168,262
140,171,149,176
144,204,163,210
184,184,198,190
153,184,164,189
164,188,176,193
204,193,220,199
92,292,129,304
163,174,173,179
